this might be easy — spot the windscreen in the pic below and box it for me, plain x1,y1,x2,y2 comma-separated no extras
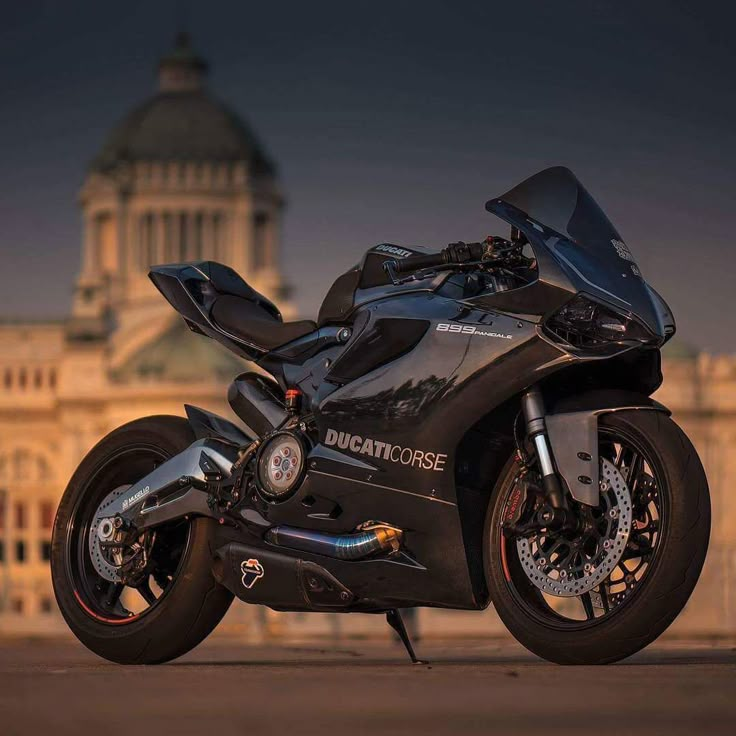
487,167,660,331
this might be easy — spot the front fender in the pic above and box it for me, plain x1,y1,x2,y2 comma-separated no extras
546,390,670,506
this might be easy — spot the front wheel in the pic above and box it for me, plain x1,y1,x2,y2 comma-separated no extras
486,410,710,664
51,415,233,664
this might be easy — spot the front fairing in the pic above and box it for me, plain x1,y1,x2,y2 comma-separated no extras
486,167,672,340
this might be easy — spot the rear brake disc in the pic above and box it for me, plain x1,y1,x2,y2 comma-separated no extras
88,485,130,582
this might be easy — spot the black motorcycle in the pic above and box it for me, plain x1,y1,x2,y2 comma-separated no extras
51,167,710,665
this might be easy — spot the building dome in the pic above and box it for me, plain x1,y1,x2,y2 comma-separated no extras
90,33,275,175
74,31,291,333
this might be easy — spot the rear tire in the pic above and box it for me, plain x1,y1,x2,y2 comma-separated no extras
485,410,710,664
51,415,233,664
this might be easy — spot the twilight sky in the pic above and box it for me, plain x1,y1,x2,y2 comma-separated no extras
1,0,734,352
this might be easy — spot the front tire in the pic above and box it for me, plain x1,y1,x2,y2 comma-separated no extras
486,410,710,664
51,415,233,664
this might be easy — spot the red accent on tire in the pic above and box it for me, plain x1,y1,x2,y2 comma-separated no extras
73,589,141,625
500,535,511,582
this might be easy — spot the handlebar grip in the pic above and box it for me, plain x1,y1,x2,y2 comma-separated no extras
390,252,446,274
386,242,489,276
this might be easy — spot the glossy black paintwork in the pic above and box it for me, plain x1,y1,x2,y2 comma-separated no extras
246,293,574,609
317,243,448,327
228,373,288,437
148,168,676,612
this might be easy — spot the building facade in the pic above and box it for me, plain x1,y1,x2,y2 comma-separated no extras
0,34,291,632
0,36,733,639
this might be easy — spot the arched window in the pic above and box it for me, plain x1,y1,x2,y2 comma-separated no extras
0,448,53,484
0,449,56,571
93,212,115,273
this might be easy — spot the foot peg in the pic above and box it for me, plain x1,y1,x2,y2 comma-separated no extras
386,609,427,665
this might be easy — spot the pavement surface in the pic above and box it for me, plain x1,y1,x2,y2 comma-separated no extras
1,637,734,735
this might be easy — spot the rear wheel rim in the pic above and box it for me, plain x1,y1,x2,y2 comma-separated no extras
498,424,668,629
65,445,192,625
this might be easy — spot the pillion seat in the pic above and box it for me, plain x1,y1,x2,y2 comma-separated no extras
150,261,318,355
211,295,316,351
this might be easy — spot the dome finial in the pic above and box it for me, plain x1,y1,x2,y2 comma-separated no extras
158,31,208,92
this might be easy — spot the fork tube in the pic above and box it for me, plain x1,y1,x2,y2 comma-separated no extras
521,386,566,510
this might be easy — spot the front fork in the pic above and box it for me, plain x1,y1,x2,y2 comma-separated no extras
521,386,575,532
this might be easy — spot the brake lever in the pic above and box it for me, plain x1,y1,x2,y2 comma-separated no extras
385,261,454,286
390,268,439,286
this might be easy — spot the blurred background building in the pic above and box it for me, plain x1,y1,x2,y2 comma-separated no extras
0,34,733,640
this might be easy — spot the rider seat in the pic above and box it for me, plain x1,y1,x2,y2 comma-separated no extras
211,295,316,351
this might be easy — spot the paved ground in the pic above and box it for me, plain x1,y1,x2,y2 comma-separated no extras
1,638,734,735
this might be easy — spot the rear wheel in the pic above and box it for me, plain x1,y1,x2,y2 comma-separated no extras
51,416,233,664
486,410,710,664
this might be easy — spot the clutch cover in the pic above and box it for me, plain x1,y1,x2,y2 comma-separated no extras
256,431,307,501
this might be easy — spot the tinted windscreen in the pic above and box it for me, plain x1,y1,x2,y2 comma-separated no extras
486,167,658,329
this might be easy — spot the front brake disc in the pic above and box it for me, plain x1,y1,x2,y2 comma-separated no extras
515,458,632,597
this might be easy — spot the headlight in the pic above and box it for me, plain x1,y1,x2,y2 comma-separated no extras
545,294,655,351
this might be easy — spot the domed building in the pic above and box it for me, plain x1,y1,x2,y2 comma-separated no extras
73,32,292,362
0,34,292,632
1,36,735,640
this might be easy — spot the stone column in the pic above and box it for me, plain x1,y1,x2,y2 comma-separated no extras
182,212,192,261
120,196,133,279
203,210,214,261
267,210,280,271
81,212,97,277
155,212,166,265
194,212,203,260
171,211,181,262
231,198,252,275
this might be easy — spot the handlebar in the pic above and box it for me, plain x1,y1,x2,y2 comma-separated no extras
390,242,488,274
391,252,446,274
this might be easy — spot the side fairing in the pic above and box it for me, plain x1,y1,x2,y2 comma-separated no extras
260,293,572,608
316,294,569,504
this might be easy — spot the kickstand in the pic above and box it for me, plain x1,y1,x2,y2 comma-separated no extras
386,609,428,665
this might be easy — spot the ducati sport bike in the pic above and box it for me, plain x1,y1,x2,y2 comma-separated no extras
52,167,710,665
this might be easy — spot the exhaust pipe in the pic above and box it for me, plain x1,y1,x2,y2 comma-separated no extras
266,523,402,560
